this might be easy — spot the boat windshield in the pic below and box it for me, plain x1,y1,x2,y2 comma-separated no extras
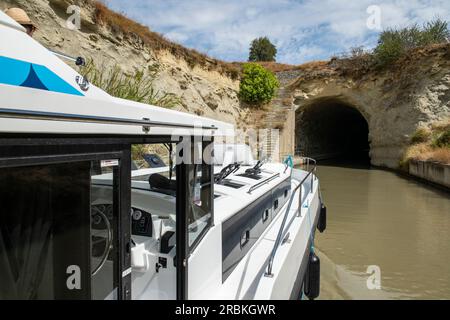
131,144,176,196
128,141,213,299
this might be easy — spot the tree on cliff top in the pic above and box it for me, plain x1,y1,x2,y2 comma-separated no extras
248,37,277,62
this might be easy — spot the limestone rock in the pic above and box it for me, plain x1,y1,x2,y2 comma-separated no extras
273,45,450,168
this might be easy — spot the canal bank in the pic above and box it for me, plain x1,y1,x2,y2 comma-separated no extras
309,160,450,300
408,160,450,190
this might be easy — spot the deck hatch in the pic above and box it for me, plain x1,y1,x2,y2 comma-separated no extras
218,179,245,189
236,173,263,180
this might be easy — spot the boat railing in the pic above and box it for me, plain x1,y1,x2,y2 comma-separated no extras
47,48,86,66
247,173,280,194
264,157,317,277
0,108,218,132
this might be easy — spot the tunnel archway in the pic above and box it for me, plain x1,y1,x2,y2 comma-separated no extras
295,98,370,164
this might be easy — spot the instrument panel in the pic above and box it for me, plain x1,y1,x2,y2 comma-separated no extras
131,207,153,237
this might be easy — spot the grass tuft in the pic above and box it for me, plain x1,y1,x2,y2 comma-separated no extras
432,130,450,148
410,128,431,144
402,121,450,165
81,59,181,109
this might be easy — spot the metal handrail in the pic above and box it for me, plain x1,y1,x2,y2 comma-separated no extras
264,157,317,277
247,173,280,194
0,108,217,131
47,48,86,66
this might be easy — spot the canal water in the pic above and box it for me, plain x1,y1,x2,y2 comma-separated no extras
311,160,450,300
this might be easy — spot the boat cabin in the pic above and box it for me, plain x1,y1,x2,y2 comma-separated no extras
0,10,235,300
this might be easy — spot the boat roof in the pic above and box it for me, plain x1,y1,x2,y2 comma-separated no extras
0,11,234,136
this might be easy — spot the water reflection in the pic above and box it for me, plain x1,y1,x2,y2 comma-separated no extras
313,161,450,299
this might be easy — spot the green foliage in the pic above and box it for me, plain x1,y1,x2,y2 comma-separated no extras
80,60,181,109
410,128,431,144
421,19,450,45
374,18,450,68
239,63,279,105
248,37,277,62
432,129,450,148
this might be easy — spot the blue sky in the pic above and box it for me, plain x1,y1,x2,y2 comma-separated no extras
103,0,450,64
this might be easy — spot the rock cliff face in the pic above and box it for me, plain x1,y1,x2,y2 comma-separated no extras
0,0,248,127
262,46,450,168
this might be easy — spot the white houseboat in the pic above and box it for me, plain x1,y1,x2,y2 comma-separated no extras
0,11,326,300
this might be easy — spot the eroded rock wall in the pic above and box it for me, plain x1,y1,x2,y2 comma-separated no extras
289,45,450,168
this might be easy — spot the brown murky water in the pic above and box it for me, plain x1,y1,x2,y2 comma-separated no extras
313,163,450,300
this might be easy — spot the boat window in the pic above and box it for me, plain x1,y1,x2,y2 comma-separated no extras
0,160,120,300
131,144,176,196
187,142,213,250
132,144,171,170
91,160,120,300
130,143,176,241
129,143,177,299
128,140,212,298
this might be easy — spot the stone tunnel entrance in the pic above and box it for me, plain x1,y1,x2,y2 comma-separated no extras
295,99,370,163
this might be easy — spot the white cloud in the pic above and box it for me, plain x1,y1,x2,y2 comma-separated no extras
103,0,450,64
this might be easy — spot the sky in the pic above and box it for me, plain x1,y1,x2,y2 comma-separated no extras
103,0,450,64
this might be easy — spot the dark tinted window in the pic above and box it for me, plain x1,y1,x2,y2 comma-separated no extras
0,160,119,300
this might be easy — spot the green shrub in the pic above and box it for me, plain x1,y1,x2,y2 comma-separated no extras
432,129,450,148
420,19,450,46
374,29,408,67
374,18,449,68
239,63,279,105
80,60,181,109
410,128,431,144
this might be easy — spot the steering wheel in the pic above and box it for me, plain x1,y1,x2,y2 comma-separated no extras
91,205,113,276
